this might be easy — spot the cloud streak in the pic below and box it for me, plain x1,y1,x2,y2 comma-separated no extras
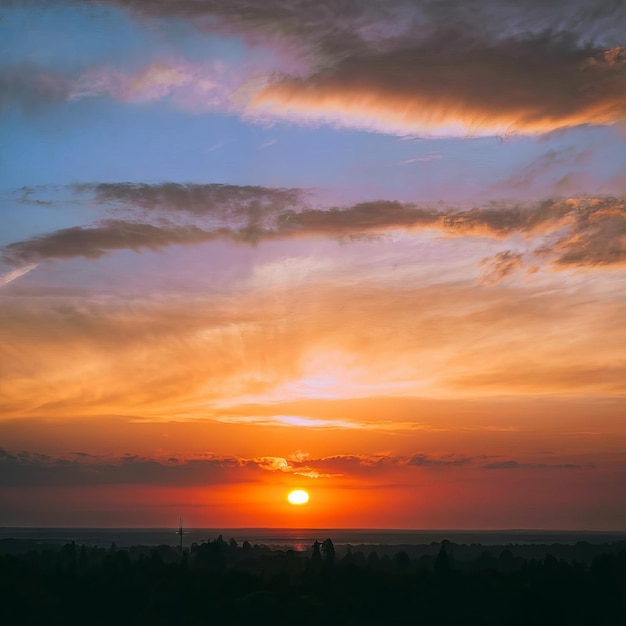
0,448,587,488
0,60,254,113
1,220,225,265
81,182,307,217
0,448,254,487
0,263,38,288
3,186,624,273
69,61,240,109
484,460,585,470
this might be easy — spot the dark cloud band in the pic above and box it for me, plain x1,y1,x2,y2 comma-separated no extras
2,185,624,272
0,448,585,488
4,1,626,133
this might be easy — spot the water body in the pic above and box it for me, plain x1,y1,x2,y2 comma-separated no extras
1,528,624,552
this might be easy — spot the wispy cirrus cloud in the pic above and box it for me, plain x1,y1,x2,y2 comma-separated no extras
3,274,622,417
69,61,240,109
490,146,595,197
0,60,256,113
0,263,39,288
214,413,429,432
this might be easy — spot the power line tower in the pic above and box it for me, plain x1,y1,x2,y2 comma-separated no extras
176,517,184,552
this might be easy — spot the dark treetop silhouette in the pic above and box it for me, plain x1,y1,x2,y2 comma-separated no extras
0,533,624,626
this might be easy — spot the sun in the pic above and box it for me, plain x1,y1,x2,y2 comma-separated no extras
287,489,309,505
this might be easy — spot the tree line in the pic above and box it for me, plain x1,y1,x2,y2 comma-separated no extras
0,536,624,625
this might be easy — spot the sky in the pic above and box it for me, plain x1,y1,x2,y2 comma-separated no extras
0,0,625,530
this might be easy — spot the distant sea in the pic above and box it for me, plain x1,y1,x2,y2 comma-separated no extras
1,528,625,552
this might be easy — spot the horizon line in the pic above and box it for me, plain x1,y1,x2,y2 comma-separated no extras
2,526,625,533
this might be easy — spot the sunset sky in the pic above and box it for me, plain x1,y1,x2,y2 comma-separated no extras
1,0,625,530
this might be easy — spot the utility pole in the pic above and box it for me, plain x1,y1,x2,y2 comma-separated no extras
176,517,183,552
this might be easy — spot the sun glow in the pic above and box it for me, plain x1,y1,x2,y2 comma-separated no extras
287,489,309,505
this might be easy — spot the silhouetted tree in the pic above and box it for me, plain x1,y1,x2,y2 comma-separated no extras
395,550,410,573
310,540,322,570
434,540,451,577
367,551,380,571
78,544,89,574
322,538,335,568
498,548,516,572
342,547,356,567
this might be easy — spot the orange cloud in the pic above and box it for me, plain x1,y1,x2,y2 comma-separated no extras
252,38,626,135
479,251,525,285
540,199,626,267
1,271,625,423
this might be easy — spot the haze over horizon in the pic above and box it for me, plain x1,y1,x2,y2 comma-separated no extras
1,0,625,530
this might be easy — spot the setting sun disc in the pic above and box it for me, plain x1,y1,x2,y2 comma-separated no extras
287,490,309,505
